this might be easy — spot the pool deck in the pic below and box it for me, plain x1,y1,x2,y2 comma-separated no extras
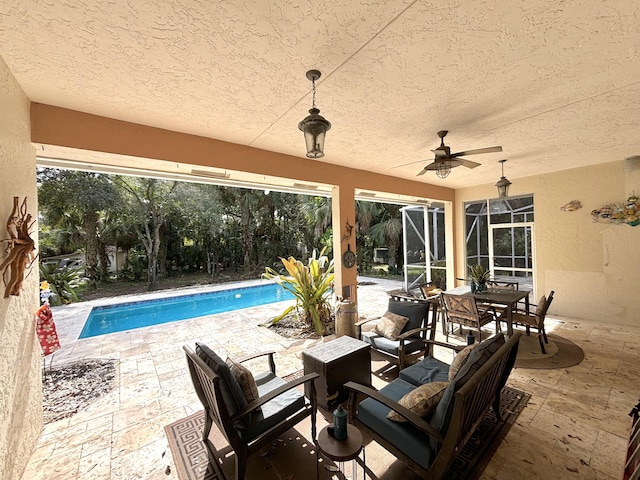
23,277,639,480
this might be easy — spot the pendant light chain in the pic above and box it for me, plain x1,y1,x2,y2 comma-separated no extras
311,77,317,109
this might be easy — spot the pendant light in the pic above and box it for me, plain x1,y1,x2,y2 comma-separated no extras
298,70,331,158
495,159,512,198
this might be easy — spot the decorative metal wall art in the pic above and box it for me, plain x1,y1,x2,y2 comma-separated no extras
591,194,640,227
560,200,582,212
1,196,37,297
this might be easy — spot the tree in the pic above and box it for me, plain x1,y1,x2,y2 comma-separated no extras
367,203,404,271
114,176,177,291
37,169,121,284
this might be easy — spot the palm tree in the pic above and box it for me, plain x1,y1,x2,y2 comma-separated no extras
367,204,403,271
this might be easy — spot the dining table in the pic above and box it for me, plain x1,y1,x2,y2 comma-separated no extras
444,285,531,336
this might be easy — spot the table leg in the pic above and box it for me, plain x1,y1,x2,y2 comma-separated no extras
507,303,514,336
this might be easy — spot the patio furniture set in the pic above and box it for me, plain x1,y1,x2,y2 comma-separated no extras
182,283,550,480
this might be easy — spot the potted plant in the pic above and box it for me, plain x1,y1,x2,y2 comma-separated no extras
468,264,490,292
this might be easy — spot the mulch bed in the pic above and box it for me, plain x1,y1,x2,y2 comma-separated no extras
42,359,117,424
266,312,335,339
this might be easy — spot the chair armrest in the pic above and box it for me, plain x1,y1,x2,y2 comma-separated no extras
355,316,378,339
420,338,467,352
344,381,444,443
397,326,435,340
354,317,378,328
236,351,277,375
236,351,276,363
233,372,320,418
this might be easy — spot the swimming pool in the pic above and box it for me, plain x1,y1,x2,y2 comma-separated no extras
79,283,294,338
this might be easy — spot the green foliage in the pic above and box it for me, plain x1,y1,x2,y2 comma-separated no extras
262,248,335,335
468,263,491,286
117,253,147,281
39,263,87,306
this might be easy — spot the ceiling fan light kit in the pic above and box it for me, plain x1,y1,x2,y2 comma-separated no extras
495,159,512,198
436,160,452,178
298,69,331,159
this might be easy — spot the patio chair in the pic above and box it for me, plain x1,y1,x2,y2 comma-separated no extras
420,282,446,335
183,343,318,480
500,290,555,353
487,280,519,290
481,280,519,315
355,297,435,371
441,293,499,342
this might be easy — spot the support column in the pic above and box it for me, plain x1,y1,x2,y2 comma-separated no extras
331,185,358,303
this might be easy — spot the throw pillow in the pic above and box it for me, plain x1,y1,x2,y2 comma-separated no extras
387,381,449,422
226,357,260,404
448,344,476,381
374,311,409,340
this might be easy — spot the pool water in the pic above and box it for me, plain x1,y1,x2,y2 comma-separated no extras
79,283,294,338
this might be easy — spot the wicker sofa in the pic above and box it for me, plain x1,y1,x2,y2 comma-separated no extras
346,331,521,479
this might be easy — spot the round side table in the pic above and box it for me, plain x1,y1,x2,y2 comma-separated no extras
316,423,365,479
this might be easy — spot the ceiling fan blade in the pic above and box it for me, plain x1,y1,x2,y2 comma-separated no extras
458,158,482,169
451,146,502,157
392,159,429,169
416,166,428,176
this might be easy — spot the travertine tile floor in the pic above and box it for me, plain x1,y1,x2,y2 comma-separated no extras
21,278,639,479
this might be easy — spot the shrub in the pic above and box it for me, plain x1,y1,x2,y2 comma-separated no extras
262,248,335,335
39,263,87,306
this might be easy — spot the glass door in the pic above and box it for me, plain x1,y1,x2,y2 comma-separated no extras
488,223,535,293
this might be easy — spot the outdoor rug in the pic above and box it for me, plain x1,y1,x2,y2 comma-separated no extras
514,333,584,369
164,386,529,480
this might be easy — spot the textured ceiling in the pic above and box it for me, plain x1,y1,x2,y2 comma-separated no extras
1,0,639,189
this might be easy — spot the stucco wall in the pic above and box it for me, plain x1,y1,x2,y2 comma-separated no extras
455,161,640,325
0,56,42,480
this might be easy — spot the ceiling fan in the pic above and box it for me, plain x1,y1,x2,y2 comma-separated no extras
396,130,503,178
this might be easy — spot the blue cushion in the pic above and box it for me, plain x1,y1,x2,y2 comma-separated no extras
361,332,424,356
195,343,248,423
429,333,505,451
399,357,450,386
241,372,306,441
357,378,436,470
388,299,428,336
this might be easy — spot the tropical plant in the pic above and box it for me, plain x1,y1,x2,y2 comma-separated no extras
468,263,491,287
262,248,335,335
39,263,87,306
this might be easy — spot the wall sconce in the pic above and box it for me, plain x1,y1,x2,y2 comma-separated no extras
495,159,512,198
298,70,331,158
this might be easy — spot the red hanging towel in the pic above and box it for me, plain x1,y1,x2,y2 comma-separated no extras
35,304,61,356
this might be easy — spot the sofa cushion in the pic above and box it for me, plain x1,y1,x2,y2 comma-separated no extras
227,357,260,404
429,333,505,450
240,371,306,441
448,344,476,381
399,356,450,386
387,381,449,422
388,299,429,336
195,343,248,423
357,378,436,470
361,332,425,357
